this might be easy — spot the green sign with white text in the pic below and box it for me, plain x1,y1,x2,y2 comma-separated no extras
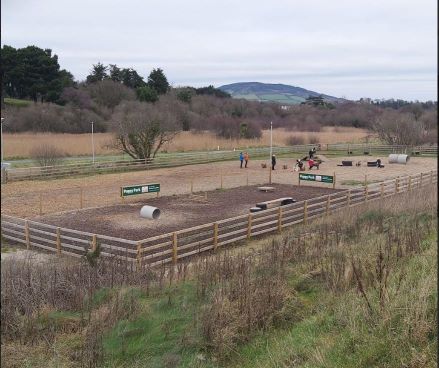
299,173,334,184
121,183,160,197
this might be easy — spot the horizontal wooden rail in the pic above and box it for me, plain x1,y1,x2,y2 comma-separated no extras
1,170,437,265
4,144,437,182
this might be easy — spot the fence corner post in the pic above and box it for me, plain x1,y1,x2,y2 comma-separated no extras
56,227,61,254
172,232,178,264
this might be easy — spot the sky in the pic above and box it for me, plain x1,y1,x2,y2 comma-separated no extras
2,0,437,101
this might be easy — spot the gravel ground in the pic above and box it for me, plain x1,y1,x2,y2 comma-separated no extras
34,184,342,240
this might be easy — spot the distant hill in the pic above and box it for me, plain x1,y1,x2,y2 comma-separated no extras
218,82,345,105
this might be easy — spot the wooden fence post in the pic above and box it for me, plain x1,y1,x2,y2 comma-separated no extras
136,241,142,271
213,223,218,251
25,220,30,249
246,172,249,186
365,184,368,202
333,172,336,189
172,232,178,264
364,174,367,186
326,196,330,216
247,214,252,240
190,179,193,194
91,234,97,252
79,187,83,209
220,172,223,189
303,200,308,225
431,171,433,184
278,207,283,232
420,172,423,187
347,190,351,206
395,178,399,193
408,176,412,191
380,183,384,198
39,193,43,215
56,227,61,254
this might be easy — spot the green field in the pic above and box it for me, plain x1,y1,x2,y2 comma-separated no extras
3,97,32,107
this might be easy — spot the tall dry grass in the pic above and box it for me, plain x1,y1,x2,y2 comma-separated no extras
1,186,436,366
3,127,370,158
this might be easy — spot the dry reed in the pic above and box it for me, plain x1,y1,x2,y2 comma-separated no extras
3,127,369,158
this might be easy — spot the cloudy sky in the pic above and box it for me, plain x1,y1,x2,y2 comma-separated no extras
2,0,437,101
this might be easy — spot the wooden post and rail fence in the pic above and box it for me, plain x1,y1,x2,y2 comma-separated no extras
1,170,437,269
1,144,437,183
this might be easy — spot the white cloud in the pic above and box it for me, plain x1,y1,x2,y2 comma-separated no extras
1,0,437,100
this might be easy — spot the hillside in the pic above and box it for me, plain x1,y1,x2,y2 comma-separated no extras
219,82,344,104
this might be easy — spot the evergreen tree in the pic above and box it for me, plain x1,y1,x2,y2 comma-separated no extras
136,85,158,102
86,62,108,84
1,45,74,103
147,68,169,95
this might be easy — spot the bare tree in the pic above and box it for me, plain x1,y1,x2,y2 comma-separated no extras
372,110,425,145
87,80,135,110
30,144,65,166
112,101,180,160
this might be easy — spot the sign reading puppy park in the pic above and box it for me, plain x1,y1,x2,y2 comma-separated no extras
299,173,335,188
121,183,160,198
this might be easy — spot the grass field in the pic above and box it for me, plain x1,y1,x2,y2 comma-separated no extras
3,97,32,107
2,127,370,159
1,187,436,367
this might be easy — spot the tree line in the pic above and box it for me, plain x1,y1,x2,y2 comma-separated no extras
1,44,437,160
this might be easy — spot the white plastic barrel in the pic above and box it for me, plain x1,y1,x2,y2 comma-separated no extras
140,205,161,219
388,154,410,164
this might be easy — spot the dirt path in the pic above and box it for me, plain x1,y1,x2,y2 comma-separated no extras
1,155,436,218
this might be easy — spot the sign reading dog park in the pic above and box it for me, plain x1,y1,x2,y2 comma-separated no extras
299,173,334,184
121,183,160,197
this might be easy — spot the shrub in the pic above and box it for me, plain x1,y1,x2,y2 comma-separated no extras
30,144,65,166
287,136,305,145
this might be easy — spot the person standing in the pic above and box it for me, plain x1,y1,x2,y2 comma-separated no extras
239,152,244,168
244,152,249,168
271,154,276,170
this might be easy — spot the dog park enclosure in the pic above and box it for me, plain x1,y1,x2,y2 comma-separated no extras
1,170,436,267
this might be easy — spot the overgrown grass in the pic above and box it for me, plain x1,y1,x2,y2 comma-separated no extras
1,187,437,367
